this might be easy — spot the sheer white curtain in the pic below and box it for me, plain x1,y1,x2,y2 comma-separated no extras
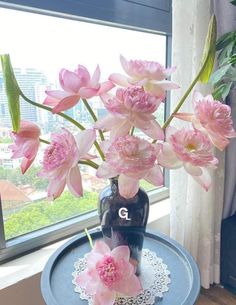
170,0,224,288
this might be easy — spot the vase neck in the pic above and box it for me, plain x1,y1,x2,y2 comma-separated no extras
109,177,119,185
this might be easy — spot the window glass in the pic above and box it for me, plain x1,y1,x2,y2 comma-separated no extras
0,7,166,240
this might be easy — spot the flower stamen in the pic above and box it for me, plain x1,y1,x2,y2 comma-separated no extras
97,256,120,287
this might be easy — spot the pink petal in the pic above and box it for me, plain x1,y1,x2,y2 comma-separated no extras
111,245,130,263
75,129,96,158
191,167,212,191
136,112,156,121
204,94,214,102
208,132,229,151
43,96,59,107
113,274,142,296
110,120,131,140
96,162,119,179
85,272,100,295
155,80,180,90
140,120,164,140
24,139,40,159
75,65,90,86
79,87,98,99
59,69,81,93
93,240,111,255
44,90,72,102
94,286,116,305
82,152,97,160
129,77,148,87
21,157,34,174
116,259,135,279
77,269,100,295
192,91,203,105
147,84,165,97
47,178,66,200
86,252,104,269
51,95,80,113
118,174,139,199
109,73,130,87
94,115,123,131
100,92,113,105
67,166,83,197
76,270,91,288
100,140,111,154
184,163,202,176
164,66,177,76
158,143,183,169
89,65,100,87
165,126,177,141
98,81,115,95
144,165,163,186
120,55,129,75
174,113,194,122
18,120,41,137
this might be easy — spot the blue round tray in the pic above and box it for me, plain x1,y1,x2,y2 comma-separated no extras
41,230,200,305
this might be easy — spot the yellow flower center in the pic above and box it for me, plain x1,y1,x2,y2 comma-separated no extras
186,143,196,152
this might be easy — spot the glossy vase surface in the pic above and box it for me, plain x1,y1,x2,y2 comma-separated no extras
98,178,149,275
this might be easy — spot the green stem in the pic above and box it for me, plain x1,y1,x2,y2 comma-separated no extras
84,228,94,249
94,142,105,161
20,92,105,160
162,52,211,130
130,127,135,136
82,98,105,141
78,160,99,170
39,138,50,144
20,91,86,130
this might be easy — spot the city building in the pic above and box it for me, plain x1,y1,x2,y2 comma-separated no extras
0,68,49,127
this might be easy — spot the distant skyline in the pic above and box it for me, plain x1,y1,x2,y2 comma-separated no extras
0,7,166,82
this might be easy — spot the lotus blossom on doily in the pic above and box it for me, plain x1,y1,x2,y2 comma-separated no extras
9,120,40,174
38,129,96,200
96,135,163,198
76,240,143,305
109,55,179,98
159,127,218,191
95,87,164,140
44,65,114,113
174,91,236,150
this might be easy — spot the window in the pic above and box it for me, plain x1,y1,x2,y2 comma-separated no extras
0,0,172,262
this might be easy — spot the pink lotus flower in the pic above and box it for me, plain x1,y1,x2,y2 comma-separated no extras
96,135,163,198
44,65,114,113
9,120,40,174
174,91,236,150
95,87,164,140
39,128,96,200
109,55,179,98
159,128,218,191
76,240,142,305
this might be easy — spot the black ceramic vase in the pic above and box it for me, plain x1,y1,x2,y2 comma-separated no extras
98,178,149,275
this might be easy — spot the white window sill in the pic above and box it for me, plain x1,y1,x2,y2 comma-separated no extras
0,198,170,290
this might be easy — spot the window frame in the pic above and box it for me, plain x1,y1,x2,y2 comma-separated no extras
0,0,172,263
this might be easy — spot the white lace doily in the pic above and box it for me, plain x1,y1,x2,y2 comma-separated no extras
72,249,171,305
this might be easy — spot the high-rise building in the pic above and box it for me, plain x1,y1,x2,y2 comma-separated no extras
0,68,48,127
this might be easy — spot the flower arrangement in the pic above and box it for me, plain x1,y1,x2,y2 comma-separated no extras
1,14,236,305
1,16,235,202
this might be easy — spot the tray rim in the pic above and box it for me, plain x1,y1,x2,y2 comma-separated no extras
41,229,200,305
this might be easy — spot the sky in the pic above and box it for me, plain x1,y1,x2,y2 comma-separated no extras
0,7,166,82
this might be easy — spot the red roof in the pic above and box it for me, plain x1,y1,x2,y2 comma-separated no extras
0,180,31,202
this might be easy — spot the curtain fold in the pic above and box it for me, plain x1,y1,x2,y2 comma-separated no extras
170,0,224,288
212,1,236,219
